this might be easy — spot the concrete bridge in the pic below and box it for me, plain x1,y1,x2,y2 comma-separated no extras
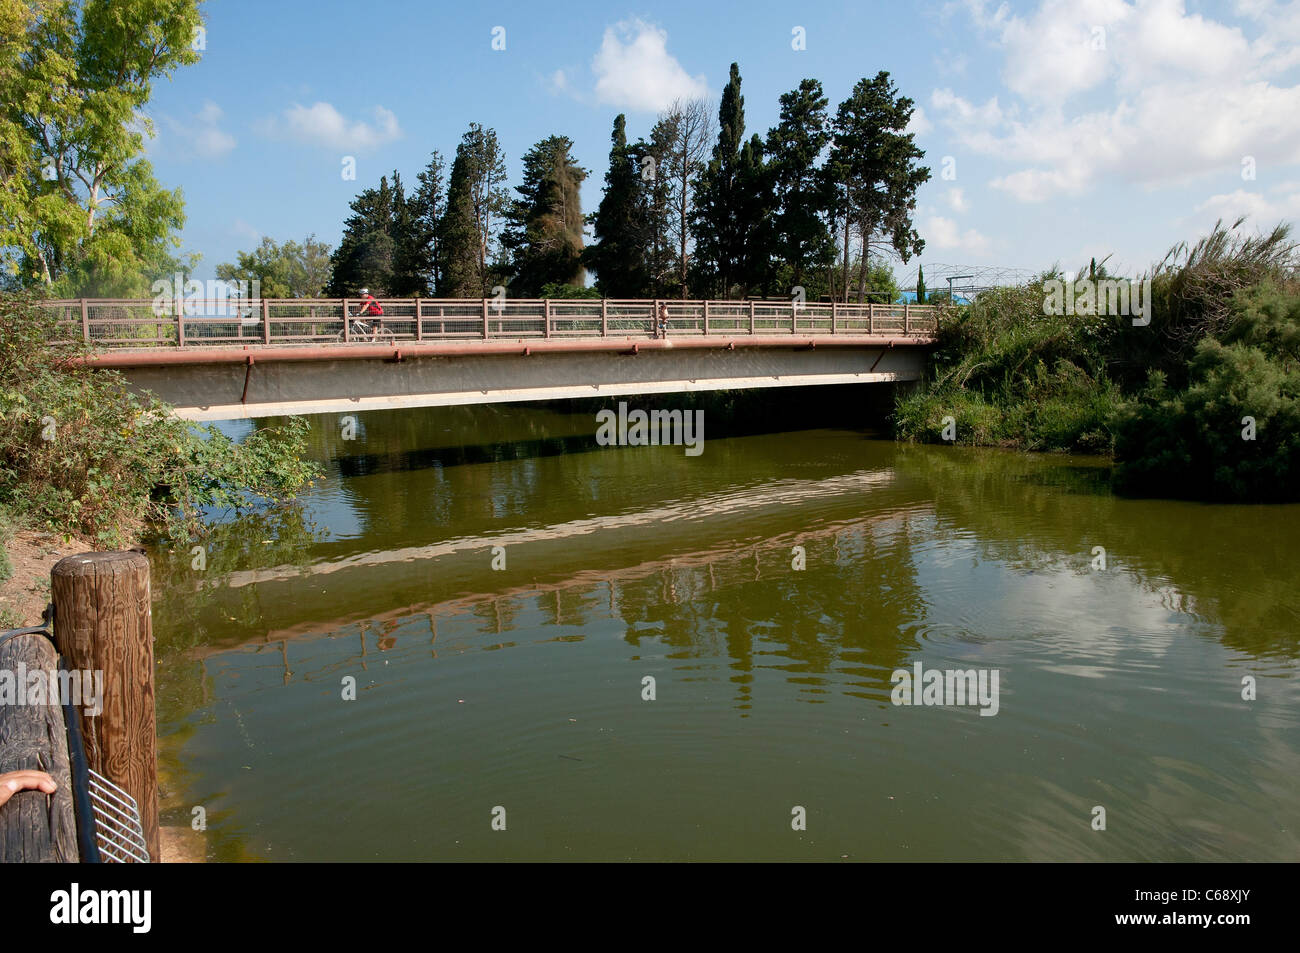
42,298,941,420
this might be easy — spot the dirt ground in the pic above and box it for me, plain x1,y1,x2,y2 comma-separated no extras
0,527,94,626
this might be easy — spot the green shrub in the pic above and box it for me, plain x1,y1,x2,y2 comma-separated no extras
0,294,320,545
1113,282,1300,501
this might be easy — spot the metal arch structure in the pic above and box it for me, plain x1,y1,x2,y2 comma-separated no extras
902,263,1039,300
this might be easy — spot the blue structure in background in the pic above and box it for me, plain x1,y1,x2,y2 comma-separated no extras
897,290,972,306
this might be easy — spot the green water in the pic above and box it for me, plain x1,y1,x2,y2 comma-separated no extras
151,398,1300,861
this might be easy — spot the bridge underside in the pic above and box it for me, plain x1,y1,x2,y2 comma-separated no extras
109,337,929,420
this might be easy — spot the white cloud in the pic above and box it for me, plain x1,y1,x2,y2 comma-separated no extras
262,102,402,151
923,215,992,255
931,1,1300,202
591,19,708,112
548,69,570,95
905,105,933,136
155,100,236,159
1194,185,1300,223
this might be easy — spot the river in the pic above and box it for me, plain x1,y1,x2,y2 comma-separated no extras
149,391,1300,861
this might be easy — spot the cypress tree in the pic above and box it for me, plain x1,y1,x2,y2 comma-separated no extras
585,115,650,297
692,63,748,297
916,264,926,303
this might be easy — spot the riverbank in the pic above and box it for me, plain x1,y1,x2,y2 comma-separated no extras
893,221,1300,501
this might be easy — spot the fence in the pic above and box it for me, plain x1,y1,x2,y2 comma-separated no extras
36,298,942,349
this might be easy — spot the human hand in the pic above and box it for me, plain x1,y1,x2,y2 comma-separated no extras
0,770,57,808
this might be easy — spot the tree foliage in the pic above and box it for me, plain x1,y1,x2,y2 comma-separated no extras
1,0,203,295
217,234,331,298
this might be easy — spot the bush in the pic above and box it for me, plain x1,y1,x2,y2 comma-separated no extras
1113,282,1300,501
893,283,1123,452
0,294,320,545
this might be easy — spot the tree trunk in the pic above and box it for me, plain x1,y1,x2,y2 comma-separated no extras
857,233,870,304
842,219,851,303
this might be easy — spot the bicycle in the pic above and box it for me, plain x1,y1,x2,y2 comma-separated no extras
336,315,396,344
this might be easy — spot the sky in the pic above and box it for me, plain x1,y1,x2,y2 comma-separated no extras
141,0,1300,288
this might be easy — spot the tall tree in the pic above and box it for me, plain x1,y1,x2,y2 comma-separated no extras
829,71,930,302
438,123,509,297
692,64,749,297
585,115,650,297
503,135,587,296
326,175,396,295
408,150,446,294
915,263,926,303
1,0,203,295
736,133,775,295
216,235,332,298
656,98,712,298
765,79,835,295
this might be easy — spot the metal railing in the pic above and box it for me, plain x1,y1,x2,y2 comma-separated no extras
36,298,942,349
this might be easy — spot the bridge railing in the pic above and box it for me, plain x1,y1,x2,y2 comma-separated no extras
36,298,940,348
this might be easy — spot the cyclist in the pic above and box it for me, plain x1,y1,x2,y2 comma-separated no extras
356,288,383,319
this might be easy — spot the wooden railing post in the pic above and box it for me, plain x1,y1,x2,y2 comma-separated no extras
52,550,158,863
482,298,490,338
601,298,608,337
261,298,271,344
868,303,875,335
342,299,350,342
544,298,551,338
176,309,185,347
831,300,838,335
791,299,797,334
80,298,89,342
904,303,911,335
749,300,756,334
415,298,424,341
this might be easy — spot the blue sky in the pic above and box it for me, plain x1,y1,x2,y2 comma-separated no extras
143,0,1300,287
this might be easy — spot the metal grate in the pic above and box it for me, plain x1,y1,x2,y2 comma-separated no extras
87,768,150,863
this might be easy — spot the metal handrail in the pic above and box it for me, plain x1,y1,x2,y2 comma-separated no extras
39,298,943,349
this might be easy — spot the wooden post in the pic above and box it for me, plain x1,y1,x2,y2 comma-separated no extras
482,298,490,338
868,303,874,335
703,300,710,335
176,310,185,348
544,299,551,338
904,303,911,335
52,551,158,863
261,298,271,345
601,298,608,337
415,298,424,341
831,300,838,335
80,298,89,342
0,626,79,862
749,300,756,334
342,299,350,342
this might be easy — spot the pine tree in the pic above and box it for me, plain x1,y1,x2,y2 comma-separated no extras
829,72,930,302
916,264,926,303
326,175,396,296
389,151,445,296
765,79,835,295
585,115,651,297
503,135,587,296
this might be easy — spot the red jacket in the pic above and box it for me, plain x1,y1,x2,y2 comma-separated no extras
361,295,383,316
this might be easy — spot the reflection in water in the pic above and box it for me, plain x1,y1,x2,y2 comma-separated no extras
154,400,1300,862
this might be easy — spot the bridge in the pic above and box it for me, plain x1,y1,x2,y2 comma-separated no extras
41,298,942,420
